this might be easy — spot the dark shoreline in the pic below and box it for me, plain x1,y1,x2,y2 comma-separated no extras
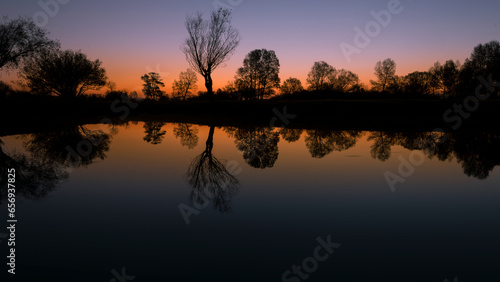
1,97,500,137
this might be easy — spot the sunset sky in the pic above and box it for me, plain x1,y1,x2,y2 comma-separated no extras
1,0,499,96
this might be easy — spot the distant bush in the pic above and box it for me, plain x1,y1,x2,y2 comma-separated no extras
215,88,240,100
105,90,129,100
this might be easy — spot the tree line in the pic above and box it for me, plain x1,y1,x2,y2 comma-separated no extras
1,10,499,101
2,122,499,206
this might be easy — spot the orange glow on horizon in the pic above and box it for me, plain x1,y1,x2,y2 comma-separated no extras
102,56,439,97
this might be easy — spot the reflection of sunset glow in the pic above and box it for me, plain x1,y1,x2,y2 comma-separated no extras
2,122,500,281
3,123,498,196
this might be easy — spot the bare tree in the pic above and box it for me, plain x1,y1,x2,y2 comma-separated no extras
181,8,240,101
172,69,198,100
370,58,396,92
186,126,239,212
0,17,59,69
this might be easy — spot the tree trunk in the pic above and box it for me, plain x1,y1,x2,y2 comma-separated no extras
205,125,215,153
204,74,214,102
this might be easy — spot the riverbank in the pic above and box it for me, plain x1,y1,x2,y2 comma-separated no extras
1,97,500,136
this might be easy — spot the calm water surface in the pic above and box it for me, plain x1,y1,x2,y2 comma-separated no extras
0,122,499,281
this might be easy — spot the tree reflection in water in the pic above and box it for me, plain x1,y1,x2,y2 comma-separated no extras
2,121,499,207
0,125,112,203
305,130,362,158
226,127,280,169
279,128,303,143
173,123,199,149
143,121,166,145
368,130,500,180
0,138,68,203
186,126,239,212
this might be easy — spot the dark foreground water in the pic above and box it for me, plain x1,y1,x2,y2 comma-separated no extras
0,122,499,281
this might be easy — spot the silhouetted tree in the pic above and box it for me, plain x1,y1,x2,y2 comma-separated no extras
306,61,335,91
386,75,405,94
0,17,59,69
329,69,361,92
24,126,112,168
235,49,280,99
172,69,198,100
186,126,239,212
440,60,461,95
182,8,240,101
234,77,255,100
0,138,68,204
370,58,396,92
106,81,117,92
232,127,280,168
407,131,452,161
141,72,165,100
367,132,400,161
221,80,237,94
214,80,240,99
305,130,362,158
173,123,199,149
280,128,303,143
451,132,500,179
459,41,500,96
129,90,138,100
428,62,443,94
143,121,166,145
20,49,107,98
403,71,431,95
280,77,304,95
403,131,500,179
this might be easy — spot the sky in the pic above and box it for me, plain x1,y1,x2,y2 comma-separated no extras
1,0,499,95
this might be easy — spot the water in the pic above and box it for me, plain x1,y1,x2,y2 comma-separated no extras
0,122,499,281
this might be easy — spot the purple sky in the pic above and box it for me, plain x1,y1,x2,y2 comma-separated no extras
1,0,499,94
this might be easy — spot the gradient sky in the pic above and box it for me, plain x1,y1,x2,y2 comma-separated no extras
1,0,499,95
